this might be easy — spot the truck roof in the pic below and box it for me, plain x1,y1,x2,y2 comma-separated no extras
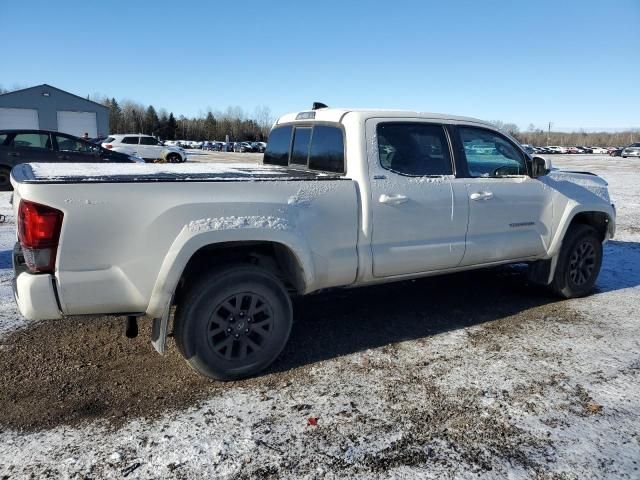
276,108,493,127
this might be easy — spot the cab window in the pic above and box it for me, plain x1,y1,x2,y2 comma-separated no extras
459,127,527,177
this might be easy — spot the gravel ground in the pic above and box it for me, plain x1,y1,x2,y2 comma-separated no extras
0,154,638,479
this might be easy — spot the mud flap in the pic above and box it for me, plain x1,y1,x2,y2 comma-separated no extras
150,302,172,354
527,256,559,286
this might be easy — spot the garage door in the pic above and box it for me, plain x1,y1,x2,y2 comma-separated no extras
57,111,97,138
0,107,39,129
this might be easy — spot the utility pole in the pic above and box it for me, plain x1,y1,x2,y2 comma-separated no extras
547,122,552,146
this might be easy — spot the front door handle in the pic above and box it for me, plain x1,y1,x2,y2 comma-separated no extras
379,193,409,205
8,152,20,157
470,191,494,201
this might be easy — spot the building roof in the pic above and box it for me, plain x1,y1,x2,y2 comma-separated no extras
0,84,108,110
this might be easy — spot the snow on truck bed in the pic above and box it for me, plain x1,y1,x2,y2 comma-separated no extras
12,162,344,183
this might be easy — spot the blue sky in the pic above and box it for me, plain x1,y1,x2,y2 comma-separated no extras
2,0,639,130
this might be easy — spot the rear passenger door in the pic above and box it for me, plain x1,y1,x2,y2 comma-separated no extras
118,136,141,157
4,132,56,164
366,120,469,277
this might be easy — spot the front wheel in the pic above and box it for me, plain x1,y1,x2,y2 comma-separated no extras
550,225,603,298
174,265,293,380
166,153,181,163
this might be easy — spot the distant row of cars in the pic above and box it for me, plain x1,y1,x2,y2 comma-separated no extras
521,144,640,157
163,140,267,153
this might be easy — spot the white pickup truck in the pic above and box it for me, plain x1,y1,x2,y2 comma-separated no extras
10,107,616,380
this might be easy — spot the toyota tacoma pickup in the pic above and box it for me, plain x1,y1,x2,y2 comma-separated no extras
10,107,616,380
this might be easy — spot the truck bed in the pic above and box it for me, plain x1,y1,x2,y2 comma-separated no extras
11,162,345,184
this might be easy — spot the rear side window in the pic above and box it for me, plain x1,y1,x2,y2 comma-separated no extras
377,123,453,176
0,134,7,145
103,137,115,143
263,126,292,166
11,133,51,150
263,124,345,173
121,136,139,144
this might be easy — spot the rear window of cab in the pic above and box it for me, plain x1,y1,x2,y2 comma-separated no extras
263,124,345,173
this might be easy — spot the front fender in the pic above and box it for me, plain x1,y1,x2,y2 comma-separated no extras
547,202,616,257
145,222,315,319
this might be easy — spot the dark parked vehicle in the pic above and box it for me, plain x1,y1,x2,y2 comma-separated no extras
251,141,266,153
0,129,140,190
233,141,254,153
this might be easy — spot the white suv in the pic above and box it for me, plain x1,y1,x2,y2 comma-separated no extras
102,135,187,163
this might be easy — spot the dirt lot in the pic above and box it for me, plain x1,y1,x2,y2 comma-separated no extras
0,154,638,479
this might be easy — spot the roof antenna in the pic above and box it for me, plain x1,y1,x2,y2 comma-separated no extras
312,102,328,110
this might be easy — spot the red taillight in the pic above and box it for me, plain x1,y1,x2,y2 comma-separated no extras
18,200,64,273
104,144,113,149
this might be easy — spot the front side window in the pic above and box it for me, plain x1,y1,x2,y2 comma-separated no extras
459,127,526,177
56,135,92,152
121,136,139,144
139,136,160,146
0,134,8,145
11,133,51,149
377,123,453,176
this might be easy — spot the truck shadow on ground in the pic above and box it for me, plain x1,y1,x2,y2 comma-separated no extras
0,240,637,432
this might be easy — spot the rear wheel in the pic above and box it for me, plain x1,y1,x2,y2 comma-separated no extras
0,167,12,191
174,265,293,380
550,224,602,298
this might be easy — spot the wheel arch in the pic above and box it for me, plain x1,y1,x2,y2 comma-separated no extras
147,234,314,354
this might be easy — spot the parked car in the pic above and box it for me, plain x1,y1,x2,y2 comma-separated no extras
621,143,640,158
10,107,616,380
609,147,623,157
251,142,267,153
566,147,580,154
546,146,567,154
0,129,142,191
521,144,535,155
233,142,254,153
590,147,608,154
102,134,187,163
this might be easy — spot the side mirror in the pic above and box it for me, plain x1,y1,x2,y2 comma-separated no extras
531,156,552,178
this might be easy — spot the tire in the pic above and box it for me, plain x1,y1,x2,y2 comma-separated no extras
0,167,12,191
550,224,602,299
174,265,293,380
166,153,181,163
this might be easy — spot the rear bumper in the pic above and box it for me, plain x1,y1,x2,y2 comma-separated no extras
12,243,62,321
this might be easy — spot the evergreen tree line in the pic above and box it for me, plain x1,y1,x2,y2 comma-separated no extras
99,97,274,142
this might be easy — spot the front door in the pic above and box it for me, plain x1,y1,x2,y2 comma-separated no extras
367,120,469,277
454,126,551,266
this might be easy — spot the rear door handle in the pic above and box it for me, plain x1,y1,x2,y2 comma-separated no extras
379,194,408,205
8,152,20,157
470,191,494,201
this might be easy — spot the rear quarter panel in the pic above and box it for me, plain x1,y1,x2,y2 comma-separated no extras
14,179,359,316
